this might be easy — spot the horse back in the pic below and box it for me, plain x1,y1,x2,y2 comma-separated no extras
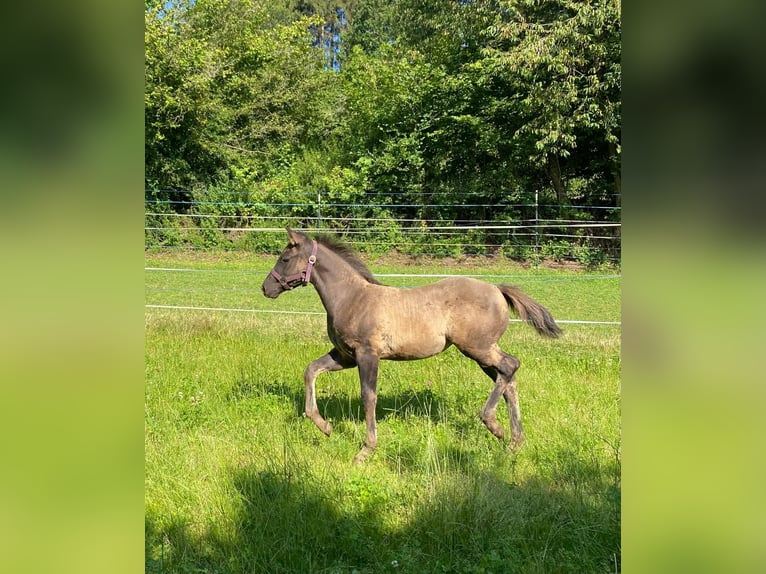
334,278,508,360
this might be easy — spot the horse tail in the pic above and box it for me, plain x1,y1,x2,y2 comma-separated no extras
497,284,563,338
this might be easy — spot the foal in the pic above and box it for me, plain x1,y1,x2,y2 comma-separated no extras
262,228,562,463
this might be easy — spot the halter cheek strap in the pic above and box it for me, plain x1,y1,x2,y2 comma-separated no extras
269,240,318,290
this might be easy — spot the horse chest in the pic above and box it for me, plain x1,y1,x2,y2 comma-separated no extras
326,314,370,355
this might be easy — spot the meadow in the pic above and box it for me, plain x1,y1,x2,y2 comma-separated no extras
145,250,621,574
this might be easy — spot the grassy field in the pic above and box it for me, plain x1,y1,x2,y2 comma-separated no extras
145,250,621,574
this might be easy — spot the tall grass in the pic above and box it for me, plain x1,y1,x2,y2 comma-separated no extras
145,251,620,573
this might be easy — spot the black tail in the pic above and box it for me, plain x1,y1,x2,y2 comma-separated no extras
497,284,563,338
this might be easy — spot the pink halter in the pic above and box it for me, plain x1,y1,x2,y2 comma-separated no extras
268,240,318,290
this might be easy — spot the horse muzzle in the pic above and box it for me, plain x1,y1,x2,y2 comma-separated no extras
261,274,285,298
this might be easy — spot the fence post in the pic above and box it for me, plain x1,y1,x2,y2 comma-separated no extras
534,188,539,263
317,190,322,229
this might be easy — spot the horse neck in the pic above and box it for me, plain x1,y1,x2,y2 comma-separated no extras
310,244,369,316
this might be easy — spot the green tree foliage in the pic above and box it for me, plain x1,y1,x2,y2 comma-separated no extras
145,0,621,261
145,0,330,191
340,0,620,207
477,0,622,202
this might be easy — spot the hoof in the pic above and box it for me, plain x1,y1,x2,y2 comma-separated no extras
510,432,526,450
352,446,375,464
481,418,505,440
306,412,333,436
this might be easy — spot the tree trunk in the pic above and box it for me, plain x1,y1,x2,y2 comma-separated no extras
547,155,566,203
608,140,621,206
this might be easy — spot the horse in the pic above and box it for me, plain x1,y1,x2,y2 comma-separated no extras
262,228,562,463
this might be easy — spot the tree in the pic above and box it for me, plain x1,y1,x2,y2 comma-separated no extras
145,0,332,192
477,0,621,202
145,0,621,260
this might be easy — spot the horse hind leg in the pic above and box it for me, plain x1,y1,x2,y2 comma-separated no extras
503,374,525,447
469,347,521,443
479,365,508,440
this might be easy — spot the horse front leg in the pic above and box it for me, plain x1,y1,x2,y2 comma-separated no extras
304,349,355,436
352,351,380,464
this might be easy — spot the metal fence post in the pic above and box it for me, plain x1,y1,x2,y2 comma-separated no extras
534,188,539,262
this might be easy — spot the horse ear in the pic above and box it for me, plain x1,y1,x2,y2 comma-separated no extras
286,227,303,245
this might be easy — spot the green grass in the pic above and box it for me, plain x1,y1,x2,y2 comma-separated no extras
145,250,621,574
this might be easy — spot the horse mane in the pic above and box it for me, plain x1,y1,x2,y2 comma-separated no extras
314,234,382,285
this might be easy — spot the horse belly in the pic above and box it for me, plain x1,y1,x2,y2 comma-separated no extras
380,337,450,360
377,306,450,360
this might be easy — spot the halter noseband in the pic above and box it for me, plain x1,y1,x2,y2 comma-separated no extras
269,240,318,290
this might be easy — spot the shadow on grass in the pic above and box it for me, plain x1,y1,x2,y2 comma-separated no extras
146,454,620,574
230,376,446,427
